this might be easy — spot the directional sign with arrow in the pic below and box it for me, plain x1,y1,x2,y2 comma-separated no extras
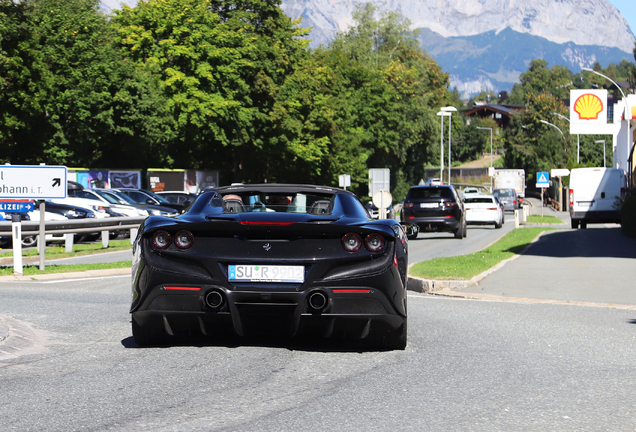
0,165,67,199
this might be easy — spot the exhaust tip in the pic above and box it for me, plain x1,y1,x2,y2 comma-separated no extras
205,291,224,309
308,291,328,311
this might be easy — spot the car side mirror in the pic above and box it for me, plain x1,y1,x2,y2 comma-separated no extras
401,222,419,240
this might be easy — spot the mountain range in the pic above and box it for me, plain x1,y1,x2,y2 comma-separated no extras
101,0,636,97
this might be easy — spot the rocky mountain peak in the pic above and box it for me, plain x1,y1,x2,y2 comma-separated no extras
281,0,635,53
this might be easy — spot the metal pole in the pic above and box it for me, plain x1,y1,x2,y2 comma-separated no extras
39,200,45,270
448,113,452,184
440,114,444,181
577,134,580,164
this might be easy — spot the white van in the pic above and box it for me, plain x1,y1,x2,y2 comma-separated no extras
569,168,625,229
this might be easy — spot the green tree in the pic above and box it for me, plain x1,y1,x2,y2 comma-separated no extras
509,59,574,104
113,0,310,182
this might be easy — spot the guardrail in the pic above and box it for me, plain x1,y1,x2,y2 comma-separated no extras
0,216,146,238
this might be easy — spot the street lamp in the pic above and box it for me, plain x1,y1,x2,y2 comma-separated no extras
582,67,633,186
441,106,458,184
476,126,493,190
539,119,565,140
436,111,451,182
551,112,580,163
595,139,606,167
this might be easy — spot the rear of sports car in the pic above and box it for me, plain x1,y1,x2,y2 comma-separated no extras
130,187,408,350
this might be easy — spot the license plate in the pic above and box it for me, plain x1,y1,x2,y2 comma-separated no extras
228,265,304,283
577,202,592,208
420,203,439,208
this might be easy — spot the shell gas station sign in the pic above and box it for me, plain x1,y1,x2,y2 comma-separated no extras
569,89,616,135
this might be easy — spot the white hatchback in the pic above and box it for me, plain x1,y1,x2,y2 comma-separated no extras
464,195,504,228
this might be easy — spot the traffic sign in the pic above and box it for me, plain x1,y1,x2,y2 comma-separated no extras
536,171,550,188
0,165,67,199
0,200,34,213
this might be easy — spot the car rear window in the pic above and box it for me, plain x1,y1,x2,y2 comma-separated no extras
220,192,335,214
407,188,453,200
465,197,495,204
494,189,515,197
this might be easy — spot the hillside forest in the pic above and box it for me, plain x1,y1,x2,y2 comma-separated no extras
1,0,636,199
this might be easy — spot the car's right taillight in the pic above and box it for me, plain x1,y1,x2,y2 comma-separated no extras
365,234,385,252
152,230,171,249
444,201,457,208
342,233,362,252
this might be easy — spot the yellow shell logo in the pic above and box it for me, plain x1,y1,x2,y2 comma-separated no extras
574,93,604,120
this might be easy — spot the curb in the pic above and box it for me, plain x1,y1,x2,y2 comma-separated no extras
407,229,549,294
0,267,130,282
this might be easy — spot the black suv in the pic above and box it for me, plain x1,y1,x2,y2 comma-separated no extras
401,185,466,239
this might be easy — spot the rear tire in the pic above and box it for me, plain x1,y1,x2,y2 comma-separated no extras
571,219,579,229
454,220,465,239
132,319,166,346
374,319,407,351
580,221,587,229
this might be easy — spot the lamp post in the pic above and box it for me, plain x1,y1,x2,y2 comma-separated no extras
582,67,633,186
441,106,458,184
539,119,566,140
595,139,606,167
551,112,579,163
436,111,451,182
476,126,493,190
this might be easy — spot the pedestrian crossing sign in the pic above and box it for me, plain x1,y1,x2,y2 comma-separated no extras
536,171,549,188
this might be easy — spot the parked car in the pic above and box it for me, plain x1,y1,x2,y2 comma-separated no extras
569,167,625,229
401,185,466,239
155,191,198,207
130,184,412,350
113,188,186,212
72,189,150,217
464,195,504,228
492,188,518,211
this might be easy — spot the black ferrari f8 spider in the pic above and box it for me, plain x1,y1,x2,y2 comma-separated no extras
130,184,414,350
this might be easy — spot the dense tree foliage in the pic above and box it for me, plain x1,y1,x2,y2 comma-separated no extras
1,0,634,197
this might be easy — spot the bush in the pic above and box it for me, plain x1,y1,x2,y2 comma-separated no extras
620,191,636,237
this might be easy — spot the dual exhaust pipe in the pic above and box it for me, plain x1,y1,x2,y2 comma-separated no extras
205,289,329,312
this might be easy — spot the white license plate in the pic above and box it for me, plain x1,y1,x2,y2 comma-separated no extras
420,203,439,208
228,265,304,283
468,208,485,212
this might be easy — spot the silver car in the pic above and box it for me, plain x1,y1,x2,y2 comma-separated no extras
493,188,517,212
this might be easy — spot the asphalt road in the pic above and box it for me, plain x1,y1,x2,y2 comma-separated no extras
3,201,636,430
2,276,636,431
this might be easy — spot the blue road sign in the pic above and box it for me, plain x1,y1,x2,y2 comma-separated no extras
536,171,550,188
0,200,35,213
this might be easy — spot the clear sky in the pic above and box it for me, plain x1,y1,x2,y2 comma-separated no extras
608,0,636,36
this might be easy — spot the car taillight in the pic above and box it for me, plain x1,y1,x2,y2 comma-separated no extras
174,230,194,249
569,189,574,206
513,200,517,204
152,230,171,249
487,207,498,211
342,233,362,252
444,201,457,208
365,234,385,252
404,202,414,208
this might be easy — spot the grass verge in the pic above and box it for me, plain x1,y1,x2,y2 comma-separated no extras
526,215,564,224
409,228,555,280
0,239,132,260
0,261,132,276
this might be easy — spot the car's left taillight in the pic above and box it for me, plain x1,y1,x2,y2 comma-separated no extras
174,230,194,249
152,230,171,249
342,233,362,252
